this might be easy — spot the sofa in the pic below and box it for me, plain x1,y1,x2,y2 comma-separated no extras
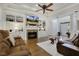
57,41,79,56
57,34,79,56
0,30,31,56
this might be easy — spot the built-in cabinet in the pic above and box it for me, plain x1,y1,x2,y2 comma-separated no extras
6,15,24,38
6,15,23,31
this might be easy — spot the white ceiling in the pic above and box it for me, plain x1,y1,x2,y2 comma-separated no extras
0,3,78,18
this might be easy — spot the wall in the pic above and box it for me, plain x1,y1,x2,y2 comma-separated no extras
0,8,27,43
0,7,50,42
49,16,71,36
38,17,50,38
47,4,79,36
49,13,79,37
51,19,59,36
0,8,5,29
5,10,26,42
0,8,2,29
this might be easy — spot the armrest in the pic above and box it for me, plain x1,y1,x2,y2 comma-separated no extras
62,43,79,51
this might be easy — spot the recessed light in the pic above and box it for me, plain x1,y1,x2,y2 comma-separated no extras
35,4,38,7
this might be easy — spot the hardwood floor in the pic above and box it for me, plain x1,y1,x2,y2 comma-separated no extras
26,39,51,56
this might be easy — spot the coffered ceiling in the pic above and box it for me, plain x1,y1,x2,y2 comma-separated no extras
0,3,79,18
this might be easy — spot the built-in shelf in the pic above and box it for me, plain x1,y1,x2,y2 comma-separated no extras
6,15,24,31
27,21,38,25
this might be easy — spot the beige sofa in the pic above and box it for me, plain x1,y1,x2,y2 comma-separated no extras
0,30,31,56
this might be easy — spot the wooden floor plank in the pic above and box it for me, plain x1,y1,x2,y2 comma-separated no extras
26,39,51,56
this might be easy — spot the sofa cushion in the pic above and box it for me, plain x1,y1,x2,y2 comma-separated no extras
3,37,14,48
0,30,13,48
4,35,15,47
0,42,10,55
7,38,14,47
0,33,4,42
0,30,9,39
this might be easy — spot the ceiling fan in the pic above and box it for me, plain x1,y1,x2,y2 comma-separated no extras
36,3,53,14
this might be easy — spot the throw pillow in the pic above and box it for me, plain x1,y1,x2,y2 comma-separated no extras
73,38,79,47
9,34,15,46
70,34,77,42
0,42,9,55
49,38,54,44
72,33,79,47
3,36,14,48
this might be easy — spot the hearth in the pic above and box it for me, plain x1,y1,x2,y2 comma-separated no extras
27,30,38,39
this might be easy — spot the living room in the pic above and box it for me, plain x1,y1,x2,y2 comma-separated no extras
0,3,79,56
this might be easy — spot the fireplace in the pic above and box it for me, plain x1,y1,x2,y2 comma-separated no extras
27,30,38,39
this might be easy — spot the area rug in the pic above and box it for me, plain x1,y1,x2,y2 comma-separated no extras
37,40,62,56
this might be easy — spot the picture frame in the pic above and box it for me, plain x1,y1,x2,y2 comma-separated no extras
16,16,23,22
6,15,15,22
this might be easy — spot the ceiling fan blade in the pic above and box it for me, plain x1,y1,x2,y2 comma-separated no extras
46,9,53,11
46,3,53,8
38,4,43,8
35,9,42,12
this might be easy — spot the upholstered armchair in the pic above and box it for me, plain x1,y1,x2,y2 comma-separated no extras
0,30,31,56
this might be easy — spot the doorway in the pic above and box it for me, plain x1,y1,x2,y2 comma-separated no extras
60,22,70,36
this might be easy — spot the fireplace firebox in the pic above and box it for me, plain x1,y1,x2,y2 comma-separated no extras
27,30,38,39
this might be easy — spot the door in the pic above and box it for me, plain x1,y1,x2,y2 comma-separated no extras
60,22,70,36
